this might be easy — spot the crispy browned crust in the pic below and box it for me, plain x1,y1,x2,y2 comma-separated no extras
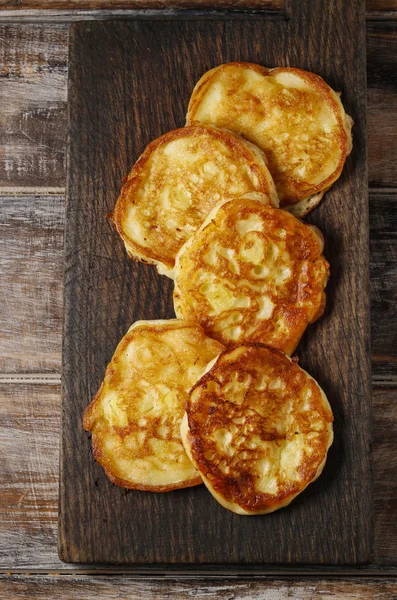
173,199,330,354
184,344,334,513
187,62,353,208
111,124,278,270
83,319,223,492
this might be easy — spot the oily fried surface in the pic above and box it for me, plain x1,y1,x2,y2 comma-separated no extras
83,319,224,491
187,63,353,208
173,199,329,354
181,344,333,514
111,124,278,277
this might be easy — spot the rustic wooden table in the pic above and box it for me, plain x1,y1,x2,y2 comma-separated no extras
1,1,397,598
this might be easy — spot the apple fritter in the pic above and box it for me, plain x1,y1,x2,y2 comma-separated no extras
186,62,353,215
83,319,224,491
181,344,334,515
173,199,329,354
111,124,278,278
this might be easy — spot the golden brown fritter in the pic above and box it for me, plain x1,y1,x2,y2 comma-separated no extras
181,344,334,514
187,63,353,215
111,124,278,277
173,199,329,354
83,319,224,491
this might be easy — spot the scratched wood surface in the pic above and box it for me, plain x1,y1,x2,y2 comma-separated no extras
1,575,397,599
0,0,395,13
0,195,64,374
0,0,282,9
0,0,397,596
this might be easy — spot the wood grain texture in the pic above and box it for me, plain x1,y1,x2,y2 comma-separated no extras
0,384,61,570
1,575,397,599
367,0,397,10
0,0,282,8
60,5,371,566
0,386,394,570
0,22,397,192
370,195,397,384
0,24,68,190
367,22,397,189
0,10,286,26
0,0,393,13
373,388,397,565
0,195,64,374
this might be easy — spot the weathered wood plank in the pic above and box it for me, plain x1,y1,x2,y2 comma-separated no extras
0,22,397,191
1,575,397,599
367,0,397,10
1,194,395,377
0,24,68,190
0,387,396,568
0,0,282,9
0,384,62,570
0,195,64,374
367,22,397,189
370,194,397,380
0,9,395,26
0,10,286,25
373,387,397,565
0,0,393,13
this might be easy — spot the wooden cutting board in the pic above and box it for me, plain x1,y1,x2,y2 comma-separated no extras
59,0,372,567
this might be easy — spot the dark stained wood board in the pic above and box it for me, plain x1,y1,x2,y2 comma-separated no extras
60,1,372,566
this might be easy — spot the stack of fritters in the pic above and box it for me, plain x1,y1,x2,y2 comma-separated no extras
187,63,352,216
84,62,352,514
111,124,278,277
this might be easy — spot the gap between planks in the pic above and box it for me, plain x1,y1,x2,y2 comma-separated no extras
2,186,397,198
0,373,61,384
1,567,397,576
0,4,395,24
368,186,397,195
0,188,65,197
1,373,395,386
0,8,397,25
0,8,286,23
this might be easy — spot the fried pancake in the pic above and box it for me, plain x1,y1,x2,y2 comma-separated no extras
83,319,224,491
111,124,278,278
186,62,353,215
181,344,334,515
173,199,329,354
